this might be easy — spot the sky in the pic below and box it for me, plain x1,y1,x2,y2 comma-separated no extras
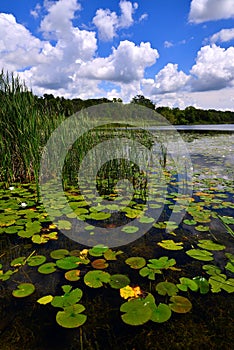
1,0,234,110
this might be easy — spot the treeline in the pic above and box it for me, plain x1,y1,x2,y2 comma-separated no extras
33,93,234,125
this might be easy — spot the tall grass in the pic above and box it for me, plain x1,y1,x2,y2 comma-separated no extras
0,70,65,197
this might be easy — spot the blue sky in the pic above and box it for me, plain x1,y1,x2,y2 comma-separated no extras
1,0,234,110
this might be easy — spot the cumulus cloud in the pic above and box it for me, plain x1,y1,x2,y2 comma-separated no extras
210,28,234,43
40,0,81,39
93,1,138,41
190,44,234,91
79,41,159,83
142,63,190,95
189,0,234,23
0,13,45,72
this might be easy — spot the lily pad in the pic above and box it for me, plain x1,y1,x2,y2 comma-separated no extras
138,216,154,224
177,277,199,292
147,257,176,270
109,274,130,289
27,255,46,266
84,270,111,288
88,212,111,220
104,249,123,260
57,220,72,230
12,283,35,298
169,296,192,313
157,240,183,251
197,240,225,251
186,249,213,261
11,256,26,267
156,281,178,296
37,295,54,305
225,262,234,273
209,275,234,293
56,304,87,328
65,270,81,281
121,226,139,234
56,256,82,270
151,303,172,323
125,257,146,269
193,276,209,294
91,259,109,269
50,249,70,259
202,264,221,275
120,298,152,325
38,262,57,274
51,286,83,308
88,245,109,257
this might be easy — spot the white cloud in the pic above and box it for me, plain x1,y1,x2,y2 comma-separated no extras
139,13,148,22
92,9,118,41
189,0,234,23
142,63,190,95
154,88,234,111
210,28,234,43
93,1,138,41
164,40,173,48
40,0,81,39
190,44,234,91
79,40,159,83
0,13,45,72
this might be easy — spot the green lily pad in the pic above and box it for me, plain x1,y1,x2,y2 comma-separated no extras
195,225,210,232
138,216,154,224
88,245,109,257
169,296,192,313
186,249,213,261
120,298,152,325
225,262,234,273
121,226,139,234
157,240,183,251
209,275,234,293
226,253,234,263
151,303,172,323
50,249,70,259
38,262,57,274
56,304,87,328
88,212,111,220
12,283,35,298
177,277,199,292
140,266,158,280
0,270,15,281
27,255,46,266
147,257,176,270
193,276,209,294
37,295,54,305
125,257,146,269
197,240,225,251
84,270,111,288
104,249,123,260
202,264,222,275
11,256,26,267
183,219,197,226
56,256,83,270
51,287,83,307
156,281,178,296
57,220,72,230
109,274,130,289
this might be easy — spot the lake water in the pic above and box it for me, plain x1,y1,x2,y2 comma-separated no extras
0,127,234,350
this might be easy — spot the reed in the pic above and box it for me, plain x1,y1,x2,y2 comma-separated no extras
0,70,64,197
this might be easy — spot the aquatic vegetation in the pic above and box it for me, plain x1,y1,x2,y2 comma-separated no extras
12,283,35,298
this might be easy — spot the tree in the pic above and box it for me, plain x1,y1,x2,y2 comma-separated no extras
131,95,155,110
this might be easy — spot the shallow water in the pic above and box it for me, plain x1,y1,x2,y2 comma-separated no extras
0,130,234,350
